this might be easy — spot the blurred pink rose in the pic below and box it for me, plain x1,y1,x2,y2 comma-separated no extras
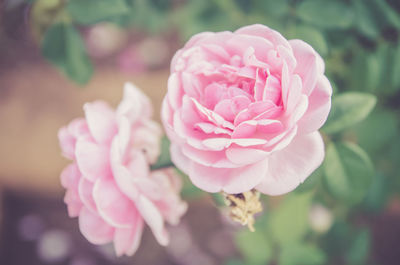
162,24,332,195
58,83,187,256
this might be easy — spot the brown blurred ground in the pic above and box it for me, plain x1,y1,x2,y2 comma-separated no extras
0,60,169,195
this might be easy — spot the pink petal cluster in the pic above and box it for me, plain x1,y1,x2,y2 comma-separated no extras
162,24,332,195
58,83,187,256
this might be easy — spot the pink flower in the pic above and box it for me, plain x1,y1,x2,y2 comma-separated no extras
162,24,332,195
58,83,187,256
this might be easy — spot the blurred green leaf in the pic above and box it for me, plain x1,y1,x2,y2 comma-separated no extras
363,173,388,212
269,192,312,246
235,228,272,265
353,0,380,39
352,108,399,154
67,0,130,25
256,0,290,17
297,0,353,29
42,23,93,84
279,243,327,265
151,136,173,170
346,228,371,265
322,92,377,134
323,142,374,204
287,25,328,56
375,0,400,29
392,44,400,88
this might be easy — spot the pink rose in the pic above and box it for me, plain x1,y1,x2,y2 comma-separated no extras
58,83,187,256
162,24,332,195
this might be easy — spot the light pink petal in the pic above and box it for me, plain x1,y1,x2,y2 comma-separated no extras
231,95,252,115
297,75,332,134
64,190,82,217
110,138,141,200
256,132,324,195
78,178,97,213
58,127,76,159
232,120,257,138
227,34,273,62
93,177,137,228
214,99,235,121
84,101,117,144
257,119,283,133
189,158,268,194
117,83,153,121
136,195,169,246
75,139,111,182
170,143,190,175
226,147,269,165
167,75,182,108
235,24,291,49
79,207,114,245
60,163,80,188
194,122,232,135
289,39,325,95
114,217,144,256
182,144,237,168
285,74,303,113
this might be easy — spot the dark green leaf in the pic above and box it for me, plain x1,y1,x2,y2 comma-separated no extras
67,0,130,25
279,243,327,265
354,0,380,39
235,228,272,265
297,0,353,29
42,23,93,84
269,192,312,246
322,92,377,134
323,142,374,204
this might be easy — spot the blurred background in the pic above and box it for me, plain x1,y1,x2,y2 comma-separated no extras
0,0,400,264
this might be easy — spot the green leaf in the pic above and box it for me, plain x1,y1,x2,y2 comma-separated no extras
286,25,328,56
67,0,130,25
269,192,312,246
322,92,377,134
42,23,93,84
346,229,371,265
392,44,400,88
354,0,380,39
235,228,272,265
323,142,374,204
176,169,204,199
279,244,327,265
297,0,353,29
352,108,399,154
151,136,173,170
375,0,400,29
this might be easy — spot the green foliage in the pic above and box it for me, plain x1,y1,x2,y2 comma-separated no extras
269,192,313,246
297,0,354,29
67,0,130,25
42,22,93,84
322,92,377,134
346,229,371,265
279,244,326,265
323,142,374,204
235,228,272,265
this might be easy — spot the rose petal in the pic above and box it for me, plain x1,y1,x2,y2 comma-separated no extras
79,207,114,245
114,217,144,256
256,132,324,195
84,101,116,144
